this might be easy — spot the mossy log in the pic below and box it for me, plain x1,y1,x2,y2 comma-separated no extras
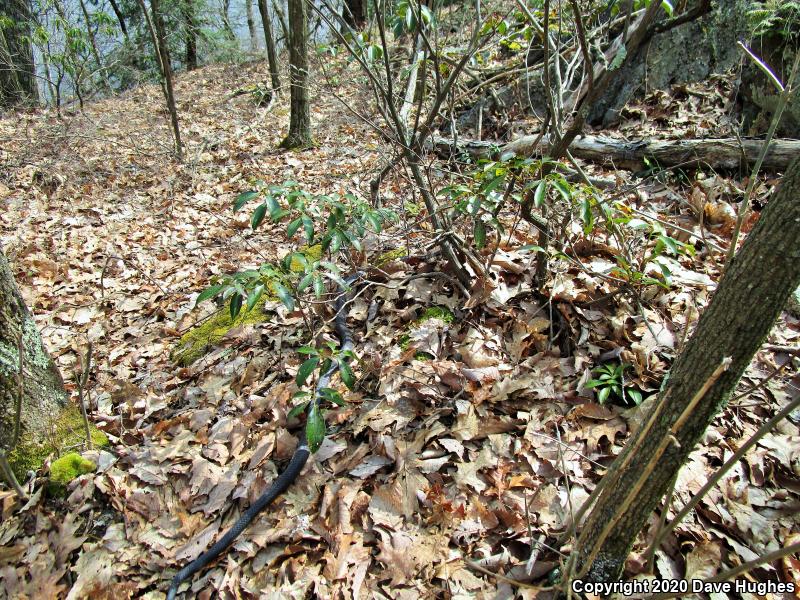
172,245,324,366
171,304,272,366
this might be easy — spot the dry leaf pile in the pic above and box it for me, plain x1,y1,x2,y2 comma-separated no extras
0,56,798,600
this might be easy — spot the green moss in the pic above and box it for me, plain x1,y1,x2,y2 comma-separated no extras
290,244,323,272
397,306,454,361
171,303,272,366
174,246,324,367
399,333,410,350
397,334,434,361
375,248,407,267
405,201,421,216
7,403,109,481
419,306,454,324
8,440,52,481
56,404,110,449
48,452,96,495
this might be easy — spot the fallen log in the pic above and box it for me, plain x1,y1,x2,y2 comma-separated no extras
430,134,800,172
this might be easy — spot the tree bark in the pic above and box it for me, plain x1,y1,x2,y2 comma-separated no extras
430,134,800,173
573,156,800,581
342,0,365,30
142,0,183,160
272,0,290,45
280,0,312,148
0,0,39,107
257,0,280,90
77,0,111,90
0,249,67,478
107,0,129,38
183,0,198,70
222,0,236,41
246,0,258,51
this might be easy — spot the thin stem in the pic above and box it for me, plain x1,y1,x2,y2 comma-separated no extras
76,342,94,450
0,452,27,500
650,393,800,552
643,471,678,572
725,48,800,267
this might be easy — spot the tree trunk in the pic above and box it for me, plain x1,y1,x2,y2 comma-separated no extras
222,0,236,41
257,0,280,90
272,0,289,45
0,0,39,108
280,0,312,149
51,0,85,108
142,0,183,160
183,0,198,70
77,0,111,90
573,156,800,582
342,0,366,30
0,249,68,478
107,0,129,38
246,0,258,51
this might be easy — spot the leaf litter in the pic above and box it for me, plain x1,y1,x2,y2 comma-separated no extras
0,54,798,600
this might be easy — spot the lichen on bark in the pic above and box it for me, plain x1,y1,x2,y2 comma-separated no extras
1,249,108,481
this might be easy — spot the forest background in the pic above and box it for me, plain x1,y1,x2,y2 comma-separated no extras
0,0,799,598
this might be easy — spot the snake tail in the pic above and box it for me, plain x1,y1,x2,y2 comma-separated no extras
166,442,310,600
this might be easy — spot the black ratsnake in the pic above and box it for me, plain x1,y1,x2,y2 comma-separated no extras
167,274,360,599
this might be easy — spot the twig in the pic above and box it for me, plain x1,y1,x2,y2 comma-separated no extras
730,361,786,404
624,205,725,253
649,392,800,552
76,342,94,450
0,451,27,500
570,358,732,580
643,471,678,572
725,47,800,267
738,42,785,92
463,558,545,590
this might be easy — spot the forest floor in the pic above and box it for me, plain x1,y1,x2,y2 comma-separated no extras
0,56,798,600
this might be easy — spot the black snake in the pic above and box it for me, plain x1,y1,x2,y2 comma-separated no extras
167,274,359,599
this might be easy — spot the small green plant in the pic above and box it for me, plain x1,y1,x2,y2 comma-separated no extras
585,362,642,406
496,13,536,54
289,343,357,451
339,30,384,63
610,210,695,289
391,0,433,37
197,182,395,319
195,182,395,446
442,156,594,250
443,153,695,295
748,0,800,42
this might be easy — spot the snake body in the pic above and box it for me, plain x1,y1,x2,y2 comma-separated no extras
167,275,358,599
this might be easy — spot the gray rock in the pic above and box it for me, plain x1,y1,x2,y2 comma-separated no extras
589,0,751,127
